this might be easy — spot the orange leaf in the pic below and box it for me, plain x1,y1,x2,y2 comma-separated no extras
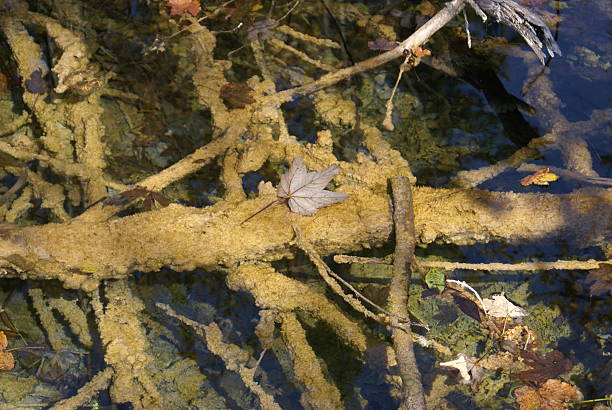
166,0,201,16
515,379,581,410
520,168,559,186
0,331,14,371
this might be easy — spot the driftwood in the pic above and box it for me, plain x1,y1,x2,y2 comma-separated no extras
0,185,609,290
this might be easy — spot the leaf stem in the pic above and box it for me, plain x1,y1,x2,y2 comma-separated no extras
240,198,285,224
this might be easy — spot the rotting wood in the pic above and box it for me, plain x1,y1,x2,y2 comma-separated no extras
390,177,426,410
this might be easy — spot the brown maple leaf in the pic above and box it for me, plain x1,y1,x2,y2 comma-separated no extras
514,379,582,410
518,350,573,384
166,0,201,17
585,264,612,296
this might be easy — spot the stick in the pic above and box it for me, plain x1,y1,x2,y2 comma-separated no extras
266,0,467,103
390,176,426,410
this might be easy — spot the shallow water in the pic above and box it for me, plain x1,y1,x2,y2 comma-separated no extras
0,0,609,408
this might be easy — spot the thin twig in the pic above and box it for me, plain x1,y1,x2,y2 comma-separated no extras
390,176,426,410
266,0,467,103
294,228,427,329
334,255,608,271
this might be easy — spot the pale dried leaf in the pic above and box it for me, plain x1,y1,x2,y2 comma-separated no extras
277,157,348,216
440,353,479,384
482,293,528,318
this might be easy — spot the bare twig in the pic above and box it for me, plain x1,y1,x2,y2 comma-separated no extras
294,227,427,329
390,176,426,410
266,0,467,103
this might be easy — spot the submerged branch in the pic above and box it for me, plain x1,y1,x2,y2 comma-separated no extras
0,187,608,290
390,177,426,410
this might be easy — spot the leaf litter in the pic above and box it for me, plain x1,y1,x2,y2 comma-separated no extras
242,157,347,223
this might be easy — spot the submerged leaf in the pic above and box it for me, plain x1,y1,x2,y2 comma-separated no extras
584,264,612,296
520,167,559,186
277,157,347,216
518,350,573,384
482,293,528,318
166,0,201,16
515,379,581,410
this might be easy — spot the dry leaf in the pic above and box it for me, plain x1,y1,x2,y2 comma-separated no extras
166,0,201,16
220,82,256,108
440,353,483,385
518,350,573,384
416,0,437,16
410,45,431,58
520,167,559,186
0,331,14,371
368,38,400,51
515,379,581,410
278,157,348,216
482,293,528,318
585,264,612,296
246,18,278,41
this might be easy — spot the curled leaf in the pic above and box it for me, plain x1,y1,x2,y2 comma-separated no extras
520,167,559,186
482,293,528,318
278,157,348,216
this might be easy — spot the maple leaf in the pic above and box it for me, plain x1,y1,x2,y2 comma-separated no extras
241,157,347,223
518,350,573,384
520,167,559,186
166,0,201,17
584,264,612,296
514,379,582,410
277,157,348,216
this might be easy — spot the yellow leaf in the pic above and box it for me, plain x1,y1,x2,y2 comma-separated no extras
520,168,559,186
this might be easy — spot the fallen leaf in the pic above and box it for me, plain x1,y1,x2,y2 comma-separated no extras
451,291,483,322
0,331,14,371
424,268,446,293
482,293,528,318
520,167,559,186
440,353,483,385
518,350,573,384
166,0,201,16
368,38,400,51
246,18,278,41
416,0,437,16
25,69,48,94
410,45,431,58
220,82,256,108
584,264,612,296
515,379,581,410
278,157,347,216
